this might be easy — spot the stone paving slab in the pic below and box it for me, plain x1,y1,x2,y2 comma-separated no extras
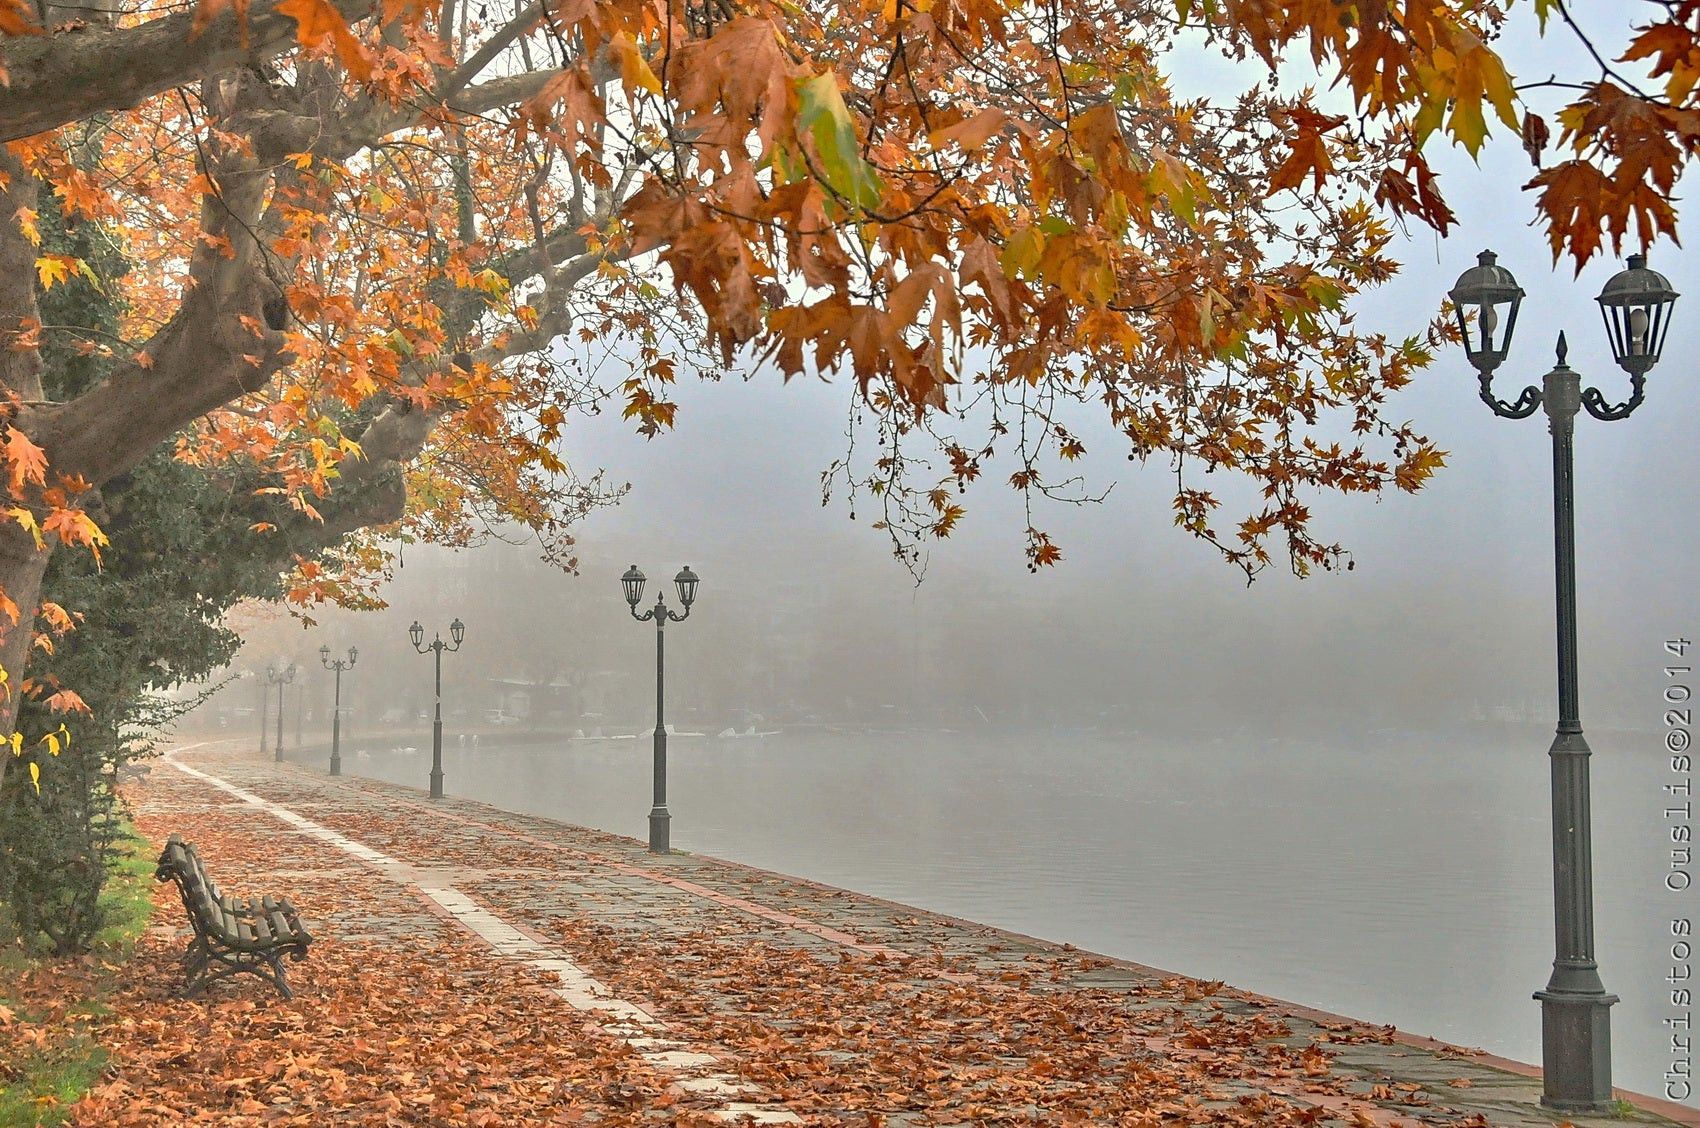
131,742,1699,1128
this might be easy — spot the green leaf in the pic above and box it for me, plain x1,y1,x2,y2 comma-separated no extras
1000,227,1044,279
796,72,883,212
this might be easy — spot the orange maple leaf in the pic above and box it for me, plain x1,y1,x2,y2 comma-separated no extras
0,0,42,36
1269,109,1345,195
275,0,376,82
2,427,48,493
42,508,109,562
1526,160,1613,267
44,688,91,716
191,0,252,43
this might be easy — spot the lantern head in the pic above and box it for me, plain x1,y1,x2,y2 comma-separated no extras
622,564,647,608
450,618,466,646
1448,250,1524,376
1597,253,1679,376
675,566,699,609
409,621,425,649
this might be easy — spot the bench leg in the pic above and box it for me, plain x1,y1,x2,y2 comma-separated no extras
177,941,296,1000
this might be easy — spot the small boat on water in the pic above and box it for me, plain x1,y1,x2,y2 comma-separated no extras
717,726,781,739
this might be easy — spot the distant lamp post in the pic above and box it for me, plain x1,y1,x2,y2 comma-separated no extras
622,564,699,853
255,671,269,755
409,618,464,799
319,645,357,776
265,663,297,764
1448,249,1679,1110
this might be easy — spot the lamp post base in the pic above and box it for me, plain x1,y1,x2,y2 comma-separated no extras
330,752,341,776
1535,987,1618,1111
648,807,671,854
429,768,445,800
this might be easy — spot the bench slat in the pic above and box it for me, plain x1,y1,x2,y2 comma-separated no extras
248,901,274,944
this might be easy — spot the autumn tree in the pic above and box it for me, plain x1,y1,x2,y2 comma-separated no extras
0,0,1692,765
0,184,386,951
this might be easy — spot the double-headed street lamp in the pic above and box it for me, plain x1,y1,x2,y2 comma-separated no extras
319,645,357,776
622,564,699,854
1448,249,1679,1111
266,663,297,764
409,617,464,800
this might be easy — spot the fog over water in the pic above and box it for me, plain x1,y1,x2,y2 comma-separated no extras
221,11,1698,1108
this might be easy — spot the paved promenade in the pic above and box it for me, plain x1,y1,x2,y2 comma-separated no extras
84,740,1699,1127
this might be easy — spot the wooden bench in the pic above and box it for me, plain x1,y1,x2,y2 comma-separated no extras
154,835,313,999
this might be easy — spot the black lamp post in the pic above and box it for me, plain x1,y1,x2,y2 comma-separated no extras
409,618,464,800
319,644,357,776
622,564,699,853
1448,249,1679,1110
266,663,297,764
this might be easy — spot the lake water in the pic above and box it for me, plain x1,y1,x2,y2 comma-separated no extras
305,725,1694,1105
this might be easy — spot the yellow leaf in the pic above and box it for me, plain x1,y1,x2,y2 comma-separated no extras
8,507,42,549
28,760,38,794
13,207,39,247
609,31,663,97
34,255,70,290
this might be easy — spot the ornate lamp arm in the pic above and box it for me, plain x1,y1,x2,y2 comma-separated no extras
1478,372,1543,419
1581,373,1646,422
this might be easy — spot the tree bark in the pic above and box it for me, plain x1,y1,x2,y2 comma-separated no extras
0,0,379,143
0,148,49,750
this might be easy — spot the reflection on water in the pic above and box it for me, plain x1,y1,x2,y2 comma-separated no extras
317,727,1688,1104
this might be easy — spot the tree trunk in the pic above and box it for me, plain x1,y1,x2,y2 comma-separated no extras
0,148,50,766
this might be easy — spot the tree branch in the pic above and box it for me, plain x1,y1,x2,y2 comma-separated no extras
0,0,380,143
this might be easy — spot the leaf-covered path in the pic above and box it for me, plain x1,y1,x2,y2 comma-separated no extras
68,742,1698,1127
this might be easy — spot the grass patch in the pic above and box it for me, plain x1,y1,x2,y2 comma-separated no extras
0,826,157,1127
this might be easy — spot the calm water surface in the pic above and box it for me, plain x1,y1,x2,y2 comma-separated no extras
315,727,1693,1105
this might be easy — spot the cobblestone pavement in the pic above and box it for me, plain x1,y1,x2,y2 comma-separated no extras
129,741,1699,1128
